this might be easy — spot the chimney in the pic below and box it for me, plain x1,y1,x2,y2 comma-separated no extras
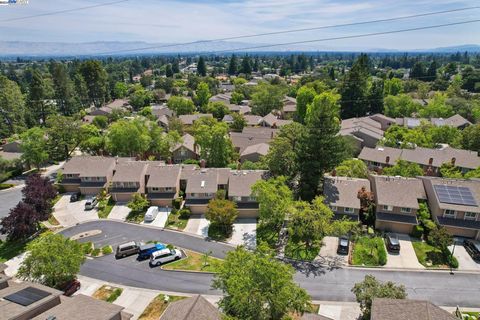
331,169,337,177
200,159,206,168
451,157,456,166
428,157,433,165
385,156,390,164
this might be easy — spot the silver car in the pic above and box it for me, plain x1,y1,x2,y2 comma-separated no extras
84,196,98,210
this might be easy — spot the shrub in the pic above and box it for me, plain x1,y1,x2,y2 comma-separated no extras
378,246,387,266
423,220,436,235
82,242,93,255
447,254,459,268
102,246,112,255
178,208,191,219
0,183,14,190
92,248,101,257
56,185,66,194
410,225,424,239
172,198,182,210
107,288,123,303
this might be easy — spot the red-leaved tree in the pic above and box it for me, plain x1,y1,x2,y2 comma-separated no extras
1,202,41,240
22,174,57,220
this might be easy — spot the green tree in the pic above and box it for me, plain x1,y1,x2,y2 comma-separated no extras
194,121,233,167
206,198,238,234
429,125,461,147
195,82,211,111
295,86,316,123
240,55,252,75
113,81,128,98
45,115,83,160
334,158,368,178
21,127,49,169
340,54,370,118
0,75,26,137
298,91,346,200
165,64,173,78
461,124,480,153
383,78,404,96
129,87,152,110
17,233,85,288
410,62,426,80
127,193,149,213
167,96,195,116
79,60,108,108
207,101,229,120
384,94,421,118
79,124,105,155
29,69,53,125
50,62,80,116
230,91,244,105
106,119,151,157
251,83,286,116
92,115,109,129
213,246,311,320
252,177,293,228
439,162,463,178
418,93,454,118
382,160,424,177
352,275,407,320
197,57,207,77
230,112,247,132
228,55,238,75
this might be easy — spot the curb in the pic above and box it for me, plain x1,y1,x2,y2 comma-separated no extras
159,248,217,275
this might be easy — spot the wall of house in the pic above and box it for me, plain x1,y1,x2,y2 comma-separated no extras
112,193,135,202
354,132,379,149
240,153,262,163
62,184,80,192
237,209,259,218
80,186,103,195
375,220,414,234
443,225,478,239
150,198,173,207
188,204,208,214
173,148,198,164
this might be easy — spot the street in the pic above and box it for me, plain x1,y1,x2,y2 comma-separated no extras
60,220,480,307
0,186,22,219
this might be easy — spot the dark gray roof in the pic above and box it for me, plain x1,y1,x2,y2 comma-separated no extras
371,298,458,320
376,212,418,225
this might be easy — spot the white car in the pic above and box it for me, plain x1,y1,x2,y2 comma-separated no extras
149,248,182,267
144,206,159,222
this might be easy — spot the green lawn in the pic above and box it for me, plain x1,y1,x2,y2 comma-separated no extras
126,210,145,223
166,211,189,230
0,239,28,263
284,238,321,262
139,294,186,320
207,223,231,241
97,198,115,219
412,241,456,268
162,249,223,272
351,236,387,266
460,311,480,320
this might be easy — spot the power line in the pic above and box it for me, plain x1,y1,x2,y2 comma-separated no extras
0,0,131,23
97,6,480,55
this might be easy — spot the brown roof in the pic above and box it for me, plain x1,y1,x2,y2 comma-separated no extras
172,134,198,154
160,295,221,320
147,165,181,188
228,170,265,197
230,132,273,153
62,156,117,178
152,105,173,118
262,113,293,127
240,143,270,157
370,175,426,209
216,168,230,185
371,298,458,320
444,114,471,128
301,313,333,320
32,294,130,320
112,161,149,182
359,146,480,170
185,169,219,194
323,175,370,209
243,115,263,126
179,114,213,125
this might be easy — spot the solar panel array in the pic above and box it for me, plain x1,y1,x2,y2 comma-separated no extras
4,287,51,306
434,185,477,206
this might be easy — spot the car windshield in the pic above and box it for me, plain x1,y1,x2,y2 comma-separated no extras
389,234,399,245
340,239,348,246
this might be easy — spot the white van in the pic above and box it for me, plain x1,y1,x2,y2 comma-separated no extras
144,206,159,222
149,248,182,266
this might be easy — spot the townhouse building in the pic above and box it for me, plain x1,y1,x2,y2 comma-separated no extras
228,170,266,218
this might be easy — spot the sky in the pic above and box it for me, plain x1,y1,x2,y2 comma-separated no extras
0,0,479,50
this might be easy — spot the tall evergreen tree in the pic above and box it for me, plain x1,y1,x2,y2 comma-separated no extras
410,61,426,80
228,55,238,75
368,79,384,114
240,55,252,75
197,57,207,77
339,54,370,118
29,69,49,125
79,60,108,108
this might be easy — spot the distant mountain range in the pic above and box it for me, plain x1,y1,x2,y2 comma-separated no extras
0,41,479,57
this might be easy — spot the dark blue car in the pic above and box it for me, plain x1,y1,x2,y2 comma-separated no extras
137,243,166,260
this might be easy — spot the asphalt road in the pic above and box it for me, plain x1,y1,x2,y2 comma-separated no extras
0,186,23,219
61,220,480,307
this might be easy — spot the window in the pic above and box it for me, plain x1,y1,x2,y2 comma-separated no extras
233,196,242,202
151,187,159,191
383,205,393,211
401,207,412,213
190,193,196,197
372,161,379,167
444,209,456,218
344,207,354,213
165,187,172,191
248,196,256,202
465,212,477,220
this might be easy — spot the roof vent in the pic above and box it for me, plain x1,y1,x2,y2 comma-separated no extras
378,147,384,151
201,181,205,188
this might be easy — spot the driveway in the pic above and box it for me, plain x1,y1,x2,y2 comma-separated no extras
60,221,480,307
384,234,424,270
228,218,256,249
53,194,98,226
318,236,348,267
449,242,480,272
109,203,131,221
141,207,170,228
184,215,209,237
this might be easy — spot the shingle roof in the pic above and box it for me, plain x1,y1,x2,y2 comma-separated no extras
185,169,219,194
243,115,263,126
62,156,117,178
323,175,370,210
147,165,181,188
228,170,265,197
371,298,458,320
112,161,148,182
160,295,221,320
230,132,273,153
444,114,471,128
261,113,293,127
179,114,213,125
240,143,270,157
172,134,198,154
370,175,426,208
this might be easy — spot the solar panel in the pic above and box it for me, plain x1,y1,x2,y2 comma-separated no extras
434,185,477,206
4,287,51,306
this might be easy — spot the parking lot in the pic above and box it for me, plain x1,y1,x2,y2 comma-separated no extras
53,194,98,226
384,234,424,270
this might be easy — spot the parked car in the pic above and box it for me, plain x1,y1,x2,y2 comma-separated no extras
137,242,166,260
70,191,81,202
144,206,159,222
84,196,98,210
385,233,401,253
115,241,141,259
58,278,81,296
337,236,350,255
464,239,480,262
149,248,182,267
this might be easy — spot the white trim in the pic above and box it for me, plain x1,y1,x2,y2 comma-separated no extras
464,212,477,220
443,209,456,218
344,207,354,214
401,207,412,214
